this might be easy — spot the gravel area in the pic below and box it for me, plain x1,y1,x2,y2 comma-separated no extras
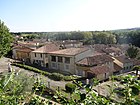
0,57,69,90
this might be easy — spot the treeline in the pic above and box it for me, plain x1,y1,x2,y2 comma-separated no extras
12,29,140,47
114,30,140,47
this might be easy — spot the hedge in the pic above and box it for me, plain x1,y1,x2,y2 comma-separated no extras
65,83,77,93
12,63,78,81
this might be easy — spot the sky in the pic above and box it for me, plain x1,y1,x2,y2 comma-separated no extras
0,0,140,32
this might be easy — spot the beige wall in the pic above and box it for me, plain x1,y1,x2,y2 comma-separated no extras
76,66,89,77
75,49,92,62
105,61,114,75
112,57,133,72
48,54,75,74
96,72,109,81
112,57,123,68
48,49,93,74
30,52,46,67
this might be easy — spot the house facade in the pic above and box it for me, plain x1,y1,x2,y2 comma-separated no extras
48,48,93,74
12,45,34,63
112,55,134,73
76,54,114,80
30,43,60,67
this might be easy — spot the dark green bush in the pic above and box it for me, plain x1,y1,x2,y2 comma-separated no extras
49,73,64,81
65,83,76,93
63,76,72,81
131,86,139,95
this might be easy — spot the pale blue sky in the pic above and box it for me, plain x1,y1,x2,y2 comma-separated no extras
0,0,140,32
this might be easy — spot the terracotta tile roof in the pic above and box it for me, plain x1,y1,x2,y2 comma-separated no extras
103,47,121,54
48,47,89,56
88,65,110,75
16,48,33,53
114,63,123,72
13,45,34,53
133,59,140,66
114,55,133,63
93,44,108,53
77,54,114,66
32,43,60,53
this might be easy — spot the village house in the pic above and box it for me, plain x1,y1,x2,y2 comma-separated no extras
76,54,114,81
17,41,44,49
48,47,93,74
12,45,34,63
113,63,123,75
112,55,134,73
30,43,60,67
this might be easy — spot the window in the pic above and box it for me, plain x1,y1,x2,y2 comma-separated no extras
126,66,128,70
124,67,125,70
52,63,56,68
40,53,43,58
65,65,69,70
78,70,83,76
105,73,107,79
35,53,36,57
65,57,70,63
51,56,56,62
58,56,63,62
58,64,60,69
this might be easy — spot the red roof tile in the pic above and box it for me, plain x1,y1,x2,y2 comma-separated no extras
77,54,114,66
103,47,121,54
88,65,110,75
32,43,60,53
114,63,123,72
48,47,89,56
13,45,33,53
114,55,133,63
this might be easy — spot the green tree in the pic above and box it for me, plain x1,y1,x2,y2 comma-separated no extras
93,31,116,44
0,20,13,57
126,45,139,58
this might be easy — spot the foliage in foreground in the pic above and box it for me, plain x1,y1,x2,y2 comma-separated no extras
1,68,140,104
0,20,13,58
53,76,140,105
0,71,33,104
0,71,55,105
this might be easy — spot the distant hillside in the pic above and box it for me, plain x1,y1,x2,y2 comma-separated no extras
111,27,140,33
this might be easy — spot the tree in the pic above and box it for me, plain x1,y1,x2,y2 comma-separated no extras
0,20,13,58
92,31,116,44
126,45,139,58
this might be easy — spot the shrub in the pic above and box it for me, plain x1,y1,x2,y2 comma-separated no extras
49,73,64,81
65,83,76,93
63,76,72,81
131,86,139,95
